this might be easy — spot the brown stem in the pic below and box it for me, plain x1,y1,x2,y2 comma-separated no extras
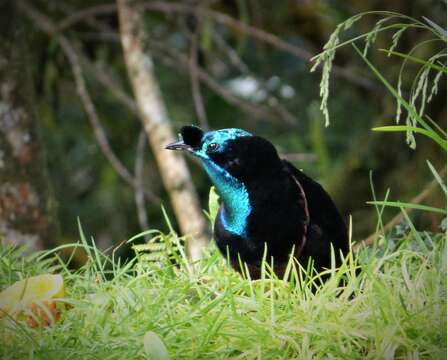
117,0,209,261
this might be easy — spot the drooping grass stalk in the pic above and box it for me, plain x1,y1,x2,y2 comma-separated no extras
311,11,447,151
351,43,447,152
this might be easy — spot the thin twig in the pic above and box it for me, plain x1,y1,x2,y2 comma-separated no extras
354,164,447,252
116,33,296,125
213,32,250,74
188,9,209,130
82,58,139,115
144,1,374,89
55,3,292,127
52,3,140,116
144,1,313,59
19,1,159,203
135,128,150,237
56,1,311,58
57,3,117,31
55,1,375,89
143,37,288,124
213,32,298,125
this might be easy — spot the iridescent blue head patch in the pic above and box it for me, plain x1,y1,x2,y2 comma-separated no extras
202,128,252,145
192,128,252,159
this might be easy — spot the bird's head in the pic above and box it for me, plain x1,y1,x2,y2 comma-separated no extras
166,125,282,182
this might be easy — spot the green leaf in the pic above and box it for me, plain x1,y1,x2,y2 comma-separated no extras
379,49,447,75
208,186,220,224
127,229,160,244
372,125,447,151
353,44,447,151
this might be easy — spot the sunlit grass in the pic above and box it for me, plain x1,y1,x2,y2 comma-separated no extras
1,221,446,359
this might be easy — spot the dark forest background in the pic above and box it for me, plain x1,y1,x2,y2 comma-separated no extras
1,0,446,263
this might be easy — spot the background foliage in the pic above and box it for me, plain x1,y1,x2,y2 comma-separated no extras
26,0,447,259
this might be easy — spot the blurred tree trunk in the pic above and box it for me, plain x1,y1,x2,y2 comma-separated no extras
0,0,59,251
117,0,209,261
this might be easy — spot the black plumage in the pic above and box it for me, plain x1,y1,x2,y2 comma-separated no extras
166,126,349,278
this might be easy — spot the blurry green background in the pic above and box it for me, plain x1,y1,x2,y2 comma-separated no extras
28,0,446,257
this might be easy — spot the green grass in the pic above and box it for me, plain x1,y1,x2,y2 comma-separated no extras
1,222,446,359
2,11,447,360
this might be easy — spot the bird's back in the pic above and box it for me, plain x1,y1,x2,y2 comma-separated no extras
282,160,349,272
214,160,348,277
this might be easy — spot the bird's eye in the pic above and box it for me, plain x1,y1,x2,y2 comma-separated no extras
207,143,219,152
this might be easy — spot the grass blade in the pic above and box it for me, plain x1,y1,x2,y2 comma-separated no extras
367,200,447,214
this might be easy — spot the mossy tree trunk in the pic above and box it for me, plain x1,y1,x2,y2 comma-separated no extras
0,0,59,251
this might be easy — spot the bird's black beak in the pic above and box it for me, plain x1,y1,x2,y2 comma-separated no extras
165,140,192,152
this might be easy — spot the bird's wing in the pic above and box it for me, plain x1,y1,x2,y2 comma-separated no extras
281,160,348,252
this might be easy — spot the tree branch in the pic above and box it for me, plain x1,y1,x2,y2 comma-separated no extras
212,32,298,125
57,3,117,31
188,10,209,130
81,57,139,115
55,2,295,127
146,37,294,125
19,1,159,203
55,1,375,90
117,0,209,261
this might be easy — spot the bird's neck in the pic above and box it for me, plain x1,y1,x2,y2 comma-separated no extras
203,161,251,237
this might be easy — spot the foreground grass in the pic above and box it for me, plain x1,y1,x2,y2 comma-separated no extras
1,227,447,359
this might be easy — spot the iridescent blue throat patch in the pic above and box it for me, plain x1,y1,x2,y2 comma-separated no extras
202,158,251,237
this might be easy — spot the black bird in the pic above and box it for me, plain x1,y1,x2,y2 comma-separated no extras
166,126,348,278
